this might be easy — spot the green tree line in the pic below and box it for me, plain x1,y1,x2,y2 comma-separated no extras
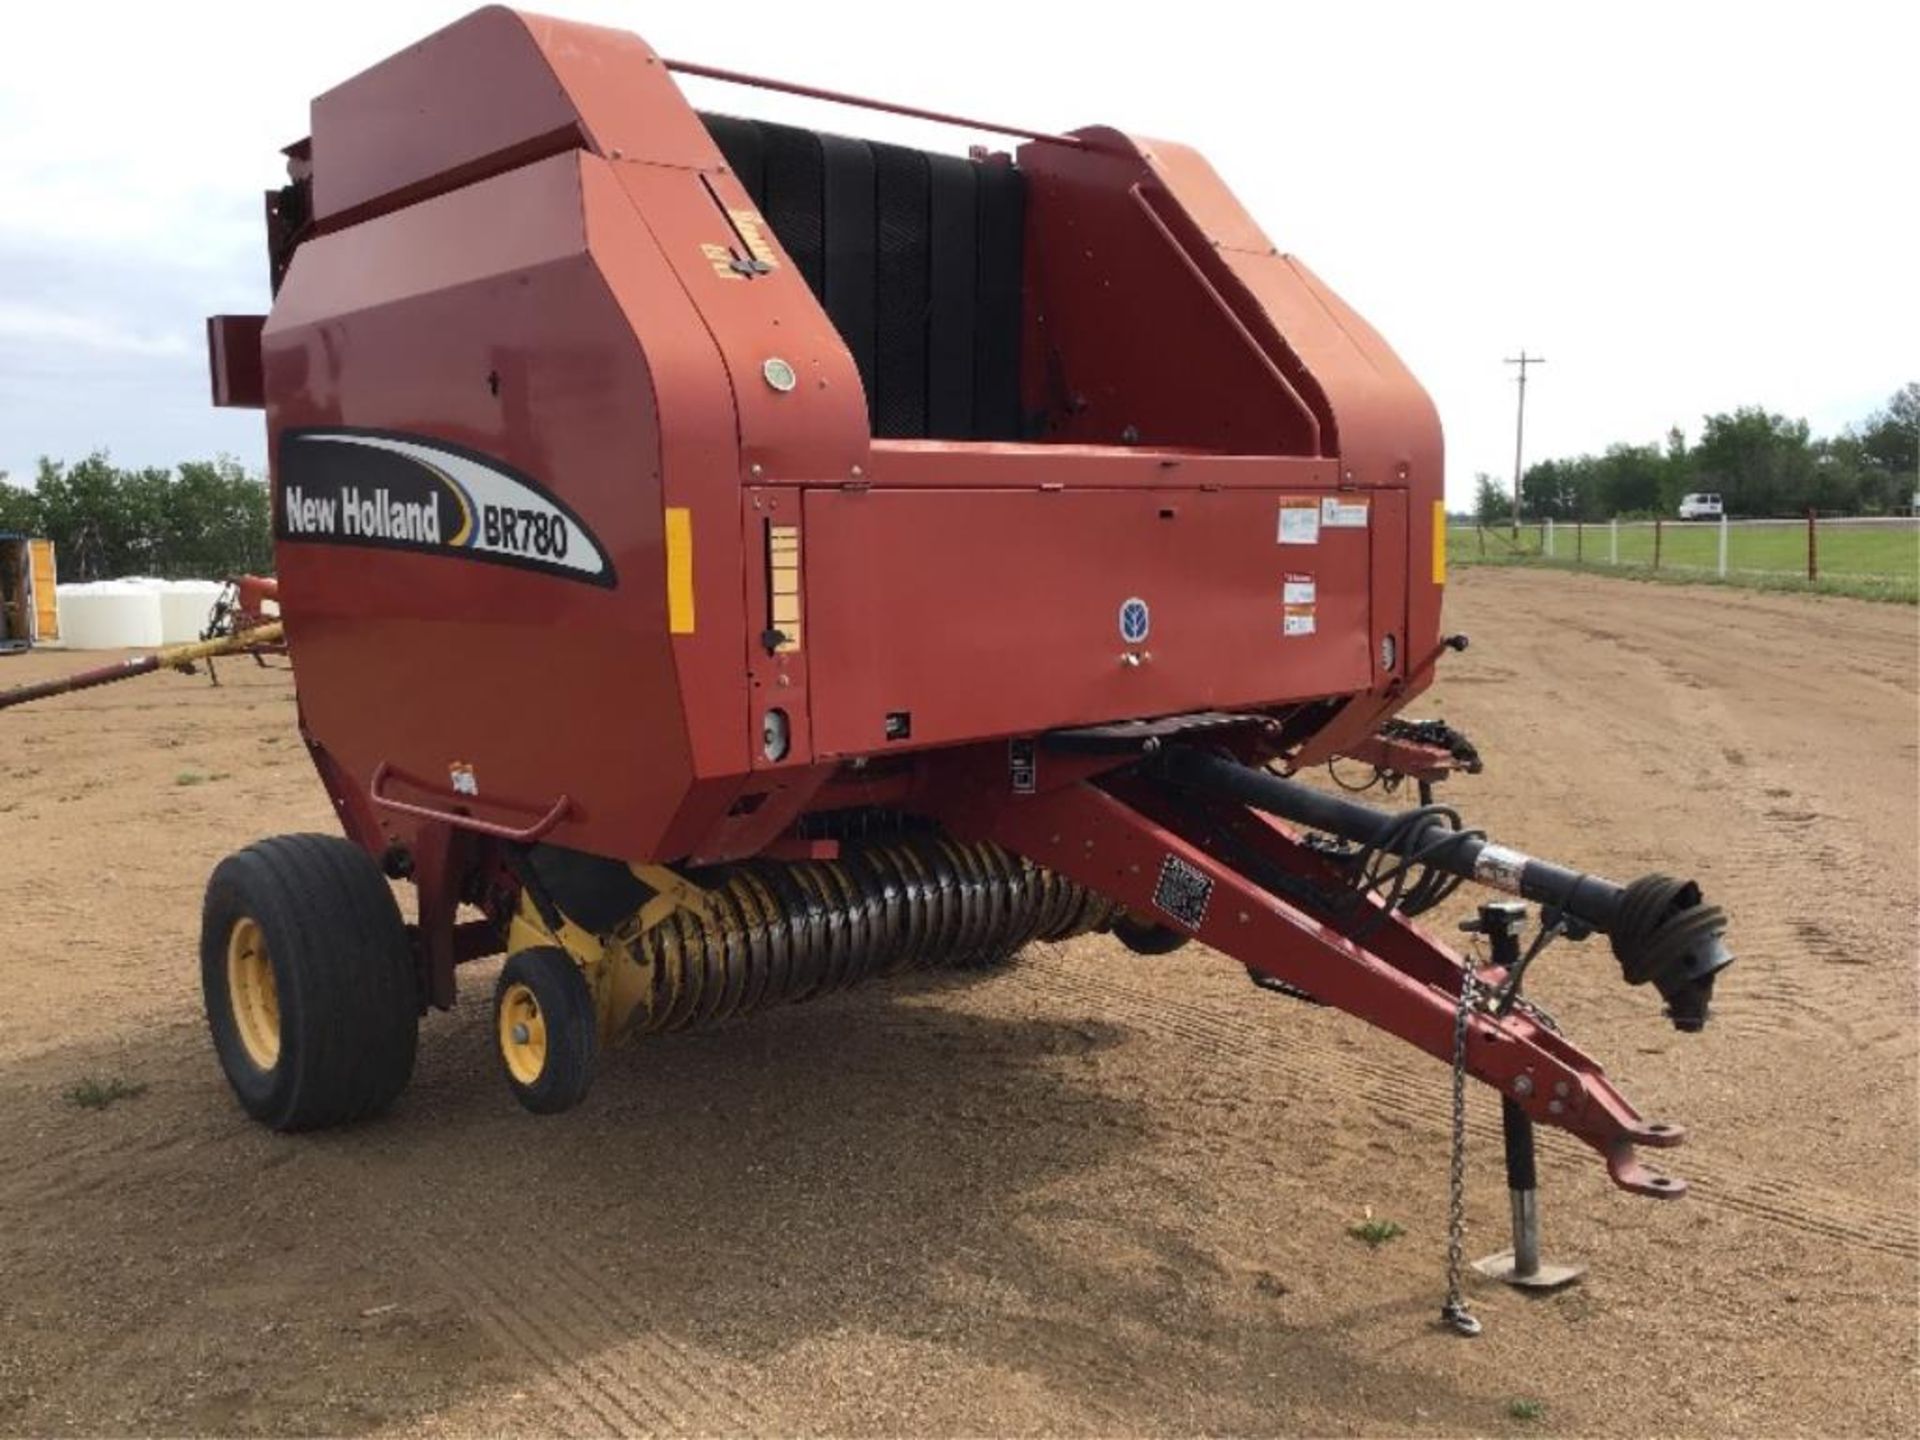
0,453,271,582
1473,383,1918,523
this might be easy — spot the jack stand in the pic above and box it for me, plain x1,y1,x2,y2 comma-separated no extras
1473,1096,1586,1290
1463,900,1587,1292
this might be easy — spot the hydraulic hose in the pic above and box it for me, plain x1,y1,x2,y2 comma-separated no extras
1147,746,1732,1030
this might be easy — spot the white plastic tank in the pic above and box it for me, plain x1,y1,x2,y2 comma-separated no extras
158,580,224,644
54,580,164,649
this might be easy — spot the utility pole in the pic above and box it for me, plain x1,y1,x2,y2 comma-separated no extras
1505,352,1545,537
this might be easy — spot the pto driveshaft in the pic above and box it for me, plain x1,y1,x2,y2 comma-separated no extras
1146,746,1734,1031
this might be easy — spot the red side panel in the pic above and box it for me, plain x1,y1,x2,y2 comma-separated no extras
264,151,744,862
1138,144,1444,678
802,486,1375,757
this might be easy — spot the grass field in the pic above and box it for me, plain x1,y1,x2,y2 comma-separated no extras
1449,519,1920,602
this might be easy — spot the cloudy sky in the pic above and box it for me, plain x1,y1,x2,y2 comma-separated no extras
0,1,1910,507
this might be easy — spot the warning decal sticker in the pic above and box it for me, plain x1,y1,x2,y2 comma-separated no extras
1282,571,1317,636
1321,497,1370,528
1278,503,1320,545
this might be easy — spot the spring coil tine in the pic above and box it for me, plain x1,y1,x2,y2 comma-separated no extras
935,835,980,963
757,860,829,1002
675,908,723,1031
638,918,677,1032
966,842,1009,962
651,910,702,1033
1065,889,1111,938
802,859,860,993
840,854,887,986
745,861,804,1004
603,836,1113,1038
691,879,745,1029
1012,849,1053,947
1010,850,1054,949
869,843,921,963
633,925,665,1032
998,850,1049,953
969,842,1021,963
907,835,956,965
845,843,896,971
904,837,959,965
939,835,993,964
1051,886,1091,940
843,843,901,976
1032,864,1069,939
873,842,928,974
696,897,747,1027
716,873,771,1020
945,836,992,964
1046,864,1083,937
910,836,956,963
808,858,860,989
676,901,723,1030
781,862,834,995
726,877,770,1017
843,850,893,983
732,867,788,1012
827,856,876,989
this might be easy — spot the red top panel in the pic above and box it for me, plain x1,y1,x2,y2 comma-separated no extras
312,7,580,223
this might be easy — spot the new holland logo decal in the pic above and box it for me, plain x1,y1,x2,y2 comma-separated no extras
276,429,614,586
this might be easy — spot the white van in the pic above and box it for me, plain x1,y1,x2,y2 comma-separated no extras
1677,493,1723,521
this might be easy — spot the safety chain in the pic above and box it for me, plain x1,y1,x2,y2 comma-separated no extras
1510,993,1562,1035
1440,964,1483,1337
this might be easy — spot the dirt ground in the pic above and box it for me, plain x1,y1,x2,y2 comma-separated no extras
1,568,1914,1438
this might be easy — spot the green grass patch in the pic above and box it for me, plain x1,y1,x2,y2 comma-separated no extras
1449,522,1917,603
1507,1398,1546,1423
1347,1212,1405,1248
65,1076,148,1111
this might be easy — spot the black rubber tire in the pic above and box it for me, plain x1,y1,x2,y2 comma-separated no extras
494,947,598,1115
1112,911,1192,956
200,833,419,1131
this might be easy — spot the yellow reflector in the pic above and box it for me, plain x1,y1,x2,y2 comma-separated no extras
666,507,695,634
1432,499,1447,586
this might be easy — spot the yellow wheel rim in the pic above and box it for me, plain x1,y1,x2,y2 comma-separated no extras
226,916,281,1070
499,981,548,1086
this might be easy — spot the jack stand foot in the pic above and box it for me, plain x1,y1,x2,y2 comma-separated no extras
1475,1099,1586,1291
1473,1247,1585,1291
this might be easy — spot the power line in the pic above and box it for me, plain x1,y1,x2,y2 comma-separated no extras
1505,352,1546,537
